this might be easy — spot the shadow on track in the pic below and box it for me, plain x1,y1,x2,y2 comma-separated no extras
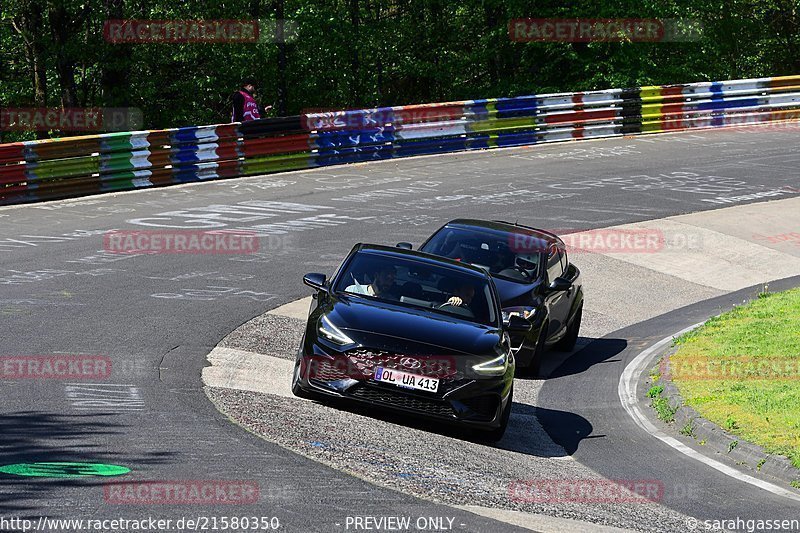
514,337,628,381
532,337,628,455
316,397,590,457
546,337,628,379
0,411,174,515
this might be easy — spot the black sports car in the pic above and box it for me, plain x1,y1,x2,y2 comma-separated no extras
400,219,584,376
292,244,530,440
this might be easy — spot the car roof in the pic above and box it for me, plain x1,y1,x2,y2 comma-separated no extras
440,219,565,246
354,244,493,278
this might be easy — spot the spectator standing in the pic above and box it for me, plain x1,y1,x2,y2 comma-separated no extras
231,78,271,122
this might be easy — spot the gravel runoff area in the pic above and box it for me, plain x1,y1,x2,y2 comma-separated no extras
206,312,692,532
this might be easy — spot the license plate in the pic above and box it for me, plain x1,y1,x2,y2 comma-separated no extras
374,367,439,393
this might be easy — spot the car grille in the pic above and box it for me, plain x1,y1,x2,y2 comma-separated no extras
346,349,459,380
307,359,351,381
349,386,455,418
306,350,474,399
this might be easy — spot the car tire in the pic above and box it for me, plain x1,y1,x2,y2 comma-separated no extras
518,322,547,378
480,386,513,442
291,357,318,400
554,304,582,352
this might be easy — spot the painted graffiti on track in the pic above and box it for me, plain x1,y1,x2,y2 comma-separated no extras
151,286,277,302
125,201,375,236
64,383,145,411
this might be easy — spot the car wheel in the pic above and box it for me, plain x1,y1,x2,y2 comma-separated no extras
554,304,582,352
291,357,318,400
480,386,513,442
518,322,547,378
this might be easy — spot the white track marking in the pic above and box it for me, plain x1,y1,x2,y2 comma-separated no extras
618,324,800,502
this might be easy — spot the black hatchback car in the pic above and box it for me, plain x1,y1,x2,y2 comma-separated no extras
292,244,530,440
402,219,584,376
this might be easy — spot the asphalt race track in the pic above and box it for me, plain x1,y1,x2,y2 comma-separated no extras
1,126,799,532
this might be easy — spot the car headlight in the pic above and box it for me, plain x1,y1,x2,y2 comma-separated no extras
502,307,536,322
318,315,355,346
472,352,509,376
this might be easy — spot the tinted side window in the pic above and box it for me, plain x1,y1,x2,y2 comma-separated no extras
546,245,564,281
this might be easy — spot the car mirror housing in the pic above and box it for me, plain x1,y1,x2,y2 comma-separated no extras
506,315,532,332
303,273,327,291
396,242,413,250
548,277,572,292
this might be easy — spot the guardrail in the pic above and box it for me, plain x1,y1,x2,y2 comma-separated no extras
2,75,799,205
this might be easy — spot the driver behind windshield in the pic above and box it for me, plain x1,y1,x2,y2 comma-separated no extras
345,264,399,299
498,253,539,280
442,281,475,309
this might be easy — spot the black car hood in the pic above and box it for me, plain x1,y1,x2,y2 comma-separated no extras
326,295,501,356
493,277,539,306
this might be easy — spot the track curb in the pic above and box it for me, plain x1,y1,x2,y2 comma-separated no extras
647,335,800,487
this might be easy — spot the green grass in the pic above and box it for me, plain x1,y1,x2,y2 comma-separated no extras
670,287,800,468
648,385,678,422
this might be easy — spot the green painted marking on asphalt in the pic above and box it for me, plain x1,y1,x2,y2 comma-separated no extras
0,462,130,478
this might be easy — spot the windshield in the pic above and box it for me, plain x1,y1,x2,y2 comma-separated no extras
334,252,498,326
420,227,545,283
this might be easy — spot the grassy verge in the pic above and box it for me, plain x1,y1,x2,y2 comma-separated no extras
669,287,800,468
647,382,677,423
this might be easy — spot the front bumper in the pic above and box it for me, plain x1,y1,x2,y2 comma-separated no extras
296,345,512,429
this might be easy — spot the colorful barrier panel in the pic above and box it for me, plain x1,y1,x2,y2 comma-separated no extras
1,75,799,205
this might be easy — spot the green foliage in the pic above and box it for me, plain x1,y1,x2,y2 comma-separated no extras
652,396,678,423
2,0,799,142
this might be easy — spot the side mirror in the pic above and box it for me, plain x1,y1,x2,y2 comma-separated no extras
506,315,532,333
548,277,572,292
303,273,327,291
396,242,413,250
